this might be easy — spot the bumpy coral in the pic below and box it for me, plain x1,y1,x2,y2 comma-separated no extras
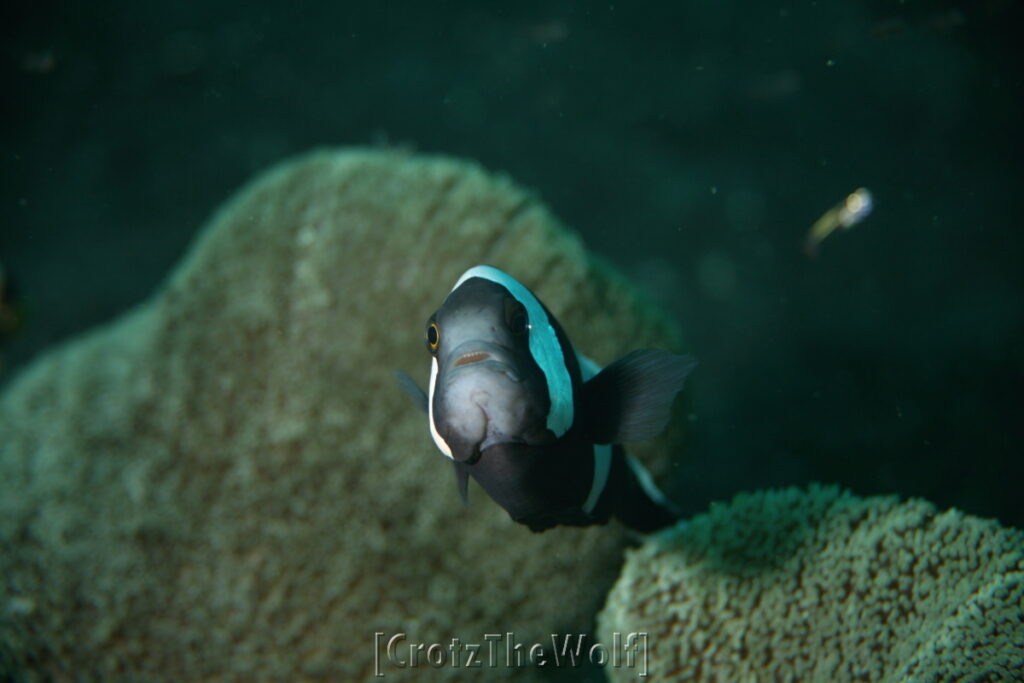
598,485,1024,682
0,149,684,680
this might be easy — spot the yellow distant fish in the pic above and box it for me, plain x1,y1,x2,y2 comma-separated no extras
804,187,873,258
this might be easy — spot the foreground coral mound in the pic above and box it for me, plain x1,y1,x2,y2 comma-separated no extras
598,485,1024,681
0,149,683,680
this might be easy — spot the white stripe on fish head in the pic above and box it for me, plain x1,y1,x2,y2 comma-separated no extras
428,356,454,459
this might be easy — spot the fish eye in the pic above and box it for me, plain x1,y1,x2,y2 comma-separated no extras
504,299,529,336
425,321,441,352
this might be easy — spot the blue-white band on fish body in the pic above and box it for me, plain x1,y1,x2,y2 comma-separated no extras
575,352,612,515
582,443,612,515
452,265,574,438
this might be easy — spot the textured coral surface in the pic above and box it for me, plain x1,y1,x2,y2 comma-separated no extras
598,485,1024,682
0,149,684,680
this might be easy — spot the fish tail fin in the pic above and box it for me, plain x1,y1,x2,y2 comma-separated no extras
608,452,681,533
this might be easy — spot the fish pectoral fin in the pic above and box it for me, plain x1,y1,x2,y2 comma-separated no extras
394,370,429,414
580,349,696,443
453,462,470,505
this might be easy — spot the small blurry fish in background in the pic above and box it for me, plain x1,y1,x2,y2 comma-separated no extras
803,187,874,259
20,48,57,75
526,19,568,45
868,8,966,40
0,262,26,372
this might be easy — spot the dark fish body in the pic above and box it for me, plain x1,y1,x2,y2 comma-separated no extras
398,265,695,533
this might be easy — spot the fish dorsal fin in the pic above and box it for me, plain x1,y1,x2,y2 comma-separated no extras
394,370,429,414
581,350,696,444
453,462,470,504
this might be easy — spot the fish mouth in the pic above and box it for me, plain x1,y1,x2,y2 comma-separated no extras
443,341,521,383
453,350,493,368
435,340,553,462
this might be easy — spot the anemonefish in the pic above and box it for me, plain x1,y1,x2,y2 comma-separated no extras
397,265,696,533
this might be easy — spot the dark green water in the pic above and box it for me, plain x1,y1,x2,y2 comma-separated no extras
2,0,1021,534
